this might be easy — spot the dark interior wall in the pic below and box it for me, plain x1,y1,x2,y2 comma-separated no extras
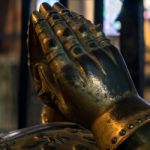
94,0,103,25
120,0,145,96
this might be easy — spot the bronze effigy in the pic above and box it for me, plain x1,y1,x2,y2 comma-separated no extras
0,2,150,150
0,122,98,149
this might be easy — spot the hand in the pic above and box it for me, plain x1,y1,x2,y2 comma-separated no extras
28,2,136,124
28,3,150,149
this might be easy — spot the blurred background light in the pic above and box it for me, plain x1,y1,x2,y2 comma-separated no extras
36,0,59,10
103,0,123,36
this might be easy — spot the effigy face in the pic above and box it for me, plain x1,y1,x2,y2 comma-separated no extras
0,122,98,150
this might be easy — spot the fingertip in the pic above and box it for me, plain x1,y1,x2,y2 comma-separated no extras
39,2,53,15
31,11,44,24
52,2,66,12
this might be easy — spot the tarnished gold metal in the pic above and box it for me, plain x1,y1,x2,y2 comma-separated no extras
0,123,98,150
27,2,150,150
41,105,66,124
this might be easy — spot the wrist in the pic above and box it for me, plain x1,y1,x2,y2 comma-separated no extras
118,122,150,150
91,96,150,150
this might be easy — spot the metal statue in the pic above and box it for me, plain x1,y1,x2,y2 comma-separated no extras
0,122,98,149
0,2,150,150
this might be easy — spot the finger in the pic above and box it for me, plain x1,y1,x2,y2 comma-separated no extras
68,12,128,78
52,3,117,72
28,21,60,108
31,11,71,74
52,2,100,53
72,14,124,68
52,3,116,69
28,20,47,73
39,3,88,61
72,15,111,48
30,10,89,107
52,3,122,75
53,3,110,48
39,3,107,78
28,19,48,93
64,10,111,48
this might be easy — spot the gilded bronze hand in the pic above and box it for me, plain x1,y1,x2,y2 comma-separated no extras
28,3,150,149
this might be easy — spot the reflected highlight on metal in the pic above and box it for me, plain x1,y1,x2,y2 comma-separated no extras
27,2,150,150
